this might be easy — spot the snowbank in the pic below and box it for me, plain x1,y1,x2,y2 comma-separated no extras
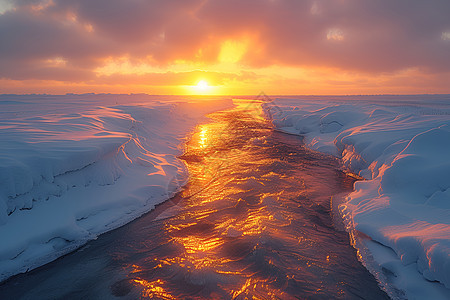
0,94,232,281
263,95,450,299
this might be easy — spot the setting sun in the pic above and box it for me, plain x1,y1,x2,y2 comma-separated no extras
191,80,212,94
196,80,209,90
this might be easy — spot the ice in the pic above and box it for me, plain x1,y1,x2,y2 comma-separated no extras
263,95,450,299
0,94,232,281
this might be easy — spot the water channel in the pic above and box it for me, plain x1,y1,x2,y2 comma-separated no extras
0,100,389,299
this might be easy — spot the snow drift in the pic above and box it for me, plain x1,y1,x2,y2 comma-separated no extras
0,94,232,281
263,95,450,299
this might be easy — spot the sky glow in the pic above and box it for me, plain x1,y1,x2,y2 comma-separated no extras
0,0,449,95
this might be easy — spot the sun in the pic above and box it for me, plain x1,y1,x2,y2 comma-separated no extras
196,80,209,91
187,79,216,95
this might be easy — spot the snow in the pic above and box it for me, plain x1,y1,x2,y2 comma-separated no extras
263,95,450,299
2,93,450,297
0,94,232,281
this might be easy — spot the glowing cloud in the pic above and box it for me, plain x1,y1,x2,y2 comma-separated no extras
218,39,248,63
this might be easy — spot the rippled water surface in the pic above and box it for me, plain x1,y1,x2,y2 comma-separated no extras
0,100,389,299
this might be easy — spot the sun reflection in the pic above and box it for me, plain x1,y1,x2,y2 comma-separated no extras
232,278,253,299
233,99,267,120
133,278,176,299
199,127,208,148
231,278,288,299
172,236,224,254
236,207,271,236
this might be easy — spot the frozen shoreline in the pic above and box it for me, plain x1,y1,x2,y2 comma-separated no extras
263,95,450,299
0,94,233,282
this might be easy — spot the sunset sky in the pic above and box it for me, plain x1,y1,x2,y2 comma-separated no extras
1,0,450,95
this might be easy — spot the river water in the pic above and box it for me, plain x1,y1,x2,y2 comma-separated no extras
0,100,389,299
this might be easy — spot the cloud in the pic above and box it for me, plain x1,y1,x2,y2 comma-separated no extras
0,0,449,89
94,70,258,87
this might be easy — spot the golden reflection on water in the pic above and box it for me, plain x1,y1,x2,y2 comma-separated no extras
133,100,299,298
173,236,224,254
198,127,208,148
231,277,286,300
130,263,176,299
133,279,175,300
129,99,385,299
132,99,292,298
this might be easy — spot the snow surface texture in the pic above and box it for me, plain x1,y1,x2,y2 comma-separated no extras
263,95,450,300
0,94,232,281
